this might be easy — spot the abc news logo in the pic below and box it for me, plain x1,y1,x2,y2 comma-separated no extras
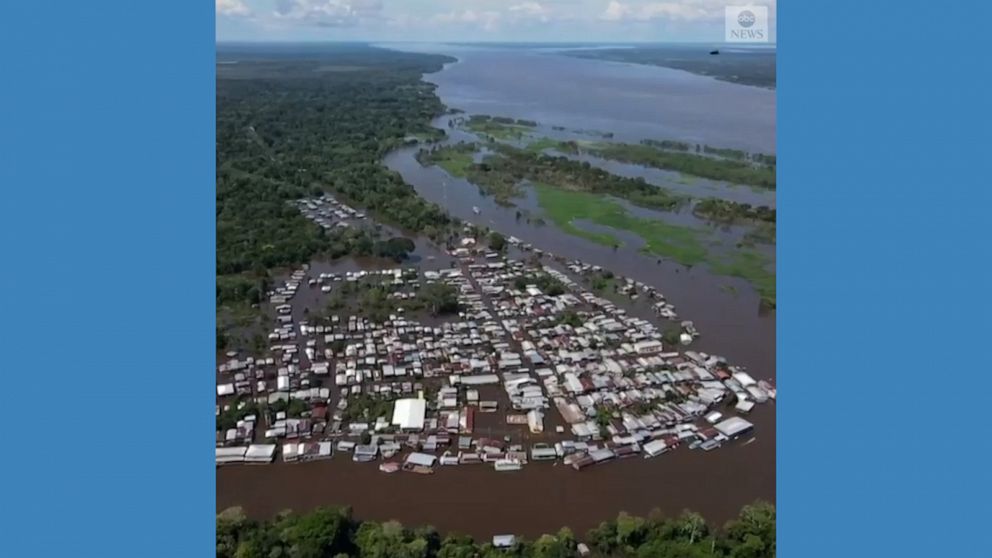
725,6,769,43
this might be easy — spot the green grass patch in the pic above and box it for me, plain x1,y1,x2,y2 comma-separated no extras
436,152,474,176
587,142,776,189
711,251,776,306
535,183,776,304
465,117,533,141
534,183,707,265
417,144,476,177
524,137,562,153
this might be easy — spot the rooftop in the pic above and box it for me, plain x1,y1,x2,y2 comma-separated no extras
392,398,427,430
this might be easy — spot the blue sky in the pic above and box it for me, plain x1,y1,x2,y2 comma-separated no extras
217,0,777,43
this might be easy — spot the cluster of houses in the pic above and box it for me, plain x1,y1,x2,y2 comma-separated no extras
565,260,682,322
293,194,367,231
216,244,774,472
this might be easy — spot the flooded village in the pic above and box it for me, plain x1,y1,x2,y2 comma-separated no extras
217,195,775,537
216,43,776,540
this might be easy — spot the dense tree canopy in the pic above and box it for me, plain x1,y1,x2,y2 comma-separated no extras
217,502,775,558
217,46,458,306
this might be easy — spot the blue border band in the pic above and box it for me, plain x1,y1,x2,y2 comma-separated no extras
779,1,992,557
1,2,216,556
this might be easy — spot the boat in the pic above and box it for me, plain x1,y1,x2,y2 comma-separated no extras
472,206,481,214
494,458,523,472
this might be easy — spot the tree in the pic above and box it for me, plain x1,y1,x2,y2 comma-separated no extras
723,501,775,558
488,231,507,252
273,507,352,558
532,529,577,558
438,534,477,558
675,511,709,544
586,520,619,555
217,502,775,558
420,282,459,316
616,511,647,548
374,236,417,262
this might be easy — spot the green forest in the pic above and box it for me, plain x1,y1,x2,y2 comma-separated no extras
216,46,459,307
217,501,775,558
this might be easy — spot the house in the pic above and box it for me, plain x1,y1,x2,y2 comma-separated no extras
492,535,516,548
391,398,426,431
352,444,379,462
713,416,754,439
404,452,437,468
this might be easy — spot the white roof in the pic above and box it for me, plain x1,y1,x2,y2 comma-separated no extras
391,398,427,430
642,439,667,456
456,374,500,385
404,452,437,467
493,535,516,547
705,411,724,424
245,444,276,460
216,447,247,459
732,371,757,387
714,416,754,438
735,400,756,413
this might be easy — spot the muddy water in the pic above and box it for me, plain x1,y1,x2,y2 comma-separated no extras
383,139,775,378
217,406,774,540
218,45,776,537
217,247,777,537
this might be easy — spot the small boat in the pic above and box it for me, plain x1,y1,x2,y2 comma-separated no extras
379,462,400,473
494,458,523,472
472,206,481,214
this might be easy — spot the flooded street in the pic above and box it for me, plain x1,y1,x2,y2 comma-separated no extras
218,44,776,537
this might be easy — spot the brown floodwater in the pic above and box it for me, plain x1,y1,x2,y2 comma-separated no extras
217,407,774,540
217,248,777,538
218,45,776,538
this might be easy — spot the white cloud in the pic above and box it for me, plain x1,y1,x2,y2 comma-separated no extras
601,0,726,23
273,0,384,27
433,9,502,32
217,0,251,17
508,2,552,23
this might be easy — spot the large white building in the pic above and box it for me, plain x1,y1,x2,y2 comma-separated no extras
391,398,427,430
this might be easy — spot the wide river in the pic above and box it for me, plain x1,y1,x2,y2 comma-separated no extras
217,44,777,539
